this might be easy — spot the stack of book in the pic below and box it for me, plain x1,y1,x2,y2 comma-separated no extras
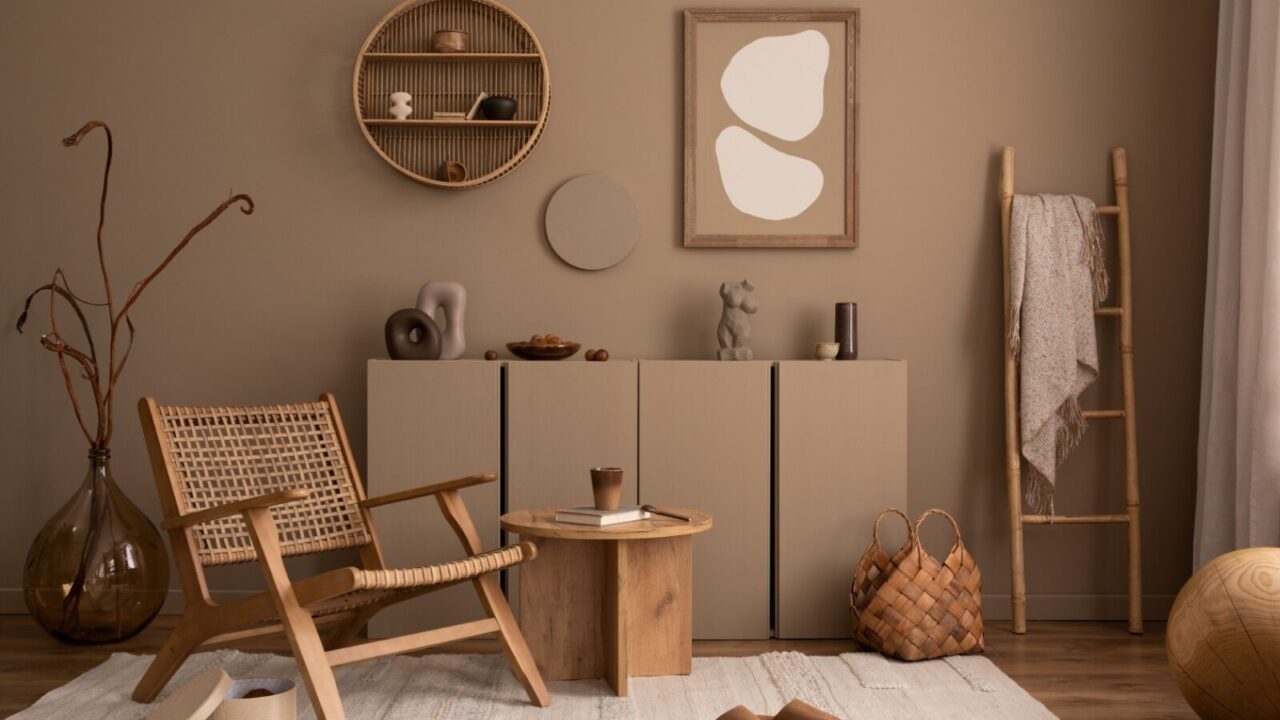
554,505,650,526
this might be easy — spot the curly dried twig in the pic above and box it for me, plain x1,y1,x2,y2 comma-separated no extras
18,281,99,367
22,121,255,448
62,122,116,318
44,270,100,446
102,193,254,443
112,193,255,326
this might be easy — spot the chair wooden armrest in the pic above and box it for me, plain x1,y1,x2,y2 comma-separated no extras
361,473,496,509
160,489,312,530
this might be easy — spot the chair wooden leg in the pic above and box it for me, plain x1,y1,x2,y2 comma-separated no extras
328,605,380,649
131,613,207,703
277,609,346,720
244,508,347,720
473,574,552,707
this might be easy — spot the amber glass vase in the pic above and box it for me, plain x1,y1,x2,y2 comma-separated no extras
23,448,169,644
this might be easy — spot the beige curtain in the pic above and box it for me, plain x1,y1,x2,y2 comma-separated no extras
1196,0,1280,568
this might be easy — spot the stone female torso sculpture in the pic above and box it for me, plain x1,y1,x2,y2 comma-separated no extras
717,280,758,360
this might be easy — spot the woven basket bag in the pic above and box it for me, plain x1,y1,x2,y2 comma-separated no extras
849,508,984,661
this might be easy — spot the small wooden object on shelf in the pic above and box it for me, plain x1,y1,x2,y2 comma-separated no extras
440,161,467,182
431,29,469,53
353,0,551,189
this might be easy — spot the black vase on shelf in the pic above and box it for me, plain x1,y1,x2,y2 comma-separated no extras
480,95,518,120
835,302,858,360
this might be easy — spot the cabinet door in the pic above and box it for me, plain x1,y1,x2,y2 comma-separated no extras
366,360,502,638
506,361,639,511
506,361,638,613
639,361,772,639
776,360,908,638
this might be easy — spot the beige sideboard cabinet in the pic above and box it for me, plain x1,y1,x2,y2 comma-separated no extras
639,361,772,640
367,358,906,640
366,360,502,638
775,360,908,638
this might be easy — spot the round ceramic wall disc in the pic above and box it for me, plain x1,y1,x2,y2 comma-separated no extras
545,175,640,270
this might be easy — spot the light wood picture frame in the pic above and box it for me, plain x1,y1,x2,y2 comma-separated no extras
684,9,858,248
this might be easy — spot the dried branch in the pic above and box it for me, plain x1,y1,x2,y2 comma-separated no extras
62,121,116,321
18,282,99,367
102,193,254,444
23,121,254,449
111,193,255,327
43,269,101,446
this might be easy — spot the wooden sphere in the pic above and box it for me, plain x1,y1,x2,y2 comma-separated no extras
1167,548,1280,719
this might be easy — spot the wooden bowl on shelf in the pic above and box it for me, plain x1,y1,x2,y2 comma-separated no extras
431,29,469,53
507,341,580,361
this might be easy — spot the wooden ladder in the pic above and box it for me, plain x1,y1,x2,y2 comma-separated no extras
998,146,1143,635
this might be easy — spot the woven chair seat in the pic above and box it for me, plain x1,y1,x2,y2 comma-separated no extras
351,543,533,592
248,543,537,624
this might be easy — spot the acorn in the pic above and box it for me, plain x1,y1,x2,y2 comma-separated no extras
484,350,498,361
585,349,597,361
594,349,609,362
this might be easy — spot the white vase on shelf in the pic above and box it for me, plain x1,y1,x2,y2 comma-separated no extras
389,92,412,120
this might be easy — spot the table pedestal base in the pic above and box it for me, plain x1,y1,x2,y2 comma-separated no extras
517,535,693,696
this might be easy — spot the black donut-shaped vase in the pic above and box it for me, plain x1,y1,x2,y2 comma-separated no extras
385,308,442,360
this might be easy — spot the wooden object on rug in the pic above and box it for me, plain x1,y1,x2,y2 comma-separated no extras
1167,547,1280,720
503,508,711,697
999,146,1144,635
133,394,551,720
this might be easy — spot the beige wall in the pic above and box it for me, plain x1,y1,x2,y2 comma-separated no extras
0,0,1216,618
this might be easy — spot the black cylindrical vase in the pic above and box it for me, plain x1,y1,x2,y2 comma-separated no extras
835,302,857,360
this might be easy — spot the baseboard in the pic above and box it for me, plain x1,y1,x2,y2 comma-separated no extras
0,588,257,616
982,593,1174,621
2,589,1175,622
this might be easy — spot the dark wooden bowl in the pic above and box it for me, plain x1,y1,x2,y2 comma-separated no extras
507,341,580,361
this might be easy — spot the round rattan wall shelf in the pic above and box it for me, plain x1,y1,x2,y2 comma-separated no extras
352,0,550,188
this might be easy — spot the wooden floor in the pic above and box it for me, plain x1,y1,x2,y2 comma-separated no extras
0,616,1191,718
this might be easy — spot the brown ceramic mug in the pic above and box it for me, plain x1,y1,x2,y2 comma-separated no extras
590,467,624,511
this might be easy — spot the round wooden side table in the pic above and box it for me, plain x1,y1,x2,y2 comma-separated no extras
500,507,713,697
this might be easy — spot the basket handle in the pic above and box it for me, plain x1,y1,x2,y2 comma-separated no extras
871,507,915,551
914,508,965,562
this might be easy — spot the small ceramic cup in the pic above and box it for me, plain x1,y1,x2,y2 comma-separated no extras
590,467,624,510
814,342,840,361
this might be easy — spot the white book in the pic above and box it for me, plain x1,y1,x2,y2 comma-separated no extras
554,505,651,526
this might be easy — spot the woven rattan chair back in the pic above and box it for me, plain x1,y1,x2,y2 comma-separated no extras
151,401,373,566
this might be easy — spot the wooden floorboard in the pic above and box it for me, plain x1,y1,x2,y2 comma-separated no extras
0,616,1191,718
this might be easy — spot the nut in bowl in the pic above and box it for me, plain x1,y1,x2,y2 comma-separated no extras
508,332,581,361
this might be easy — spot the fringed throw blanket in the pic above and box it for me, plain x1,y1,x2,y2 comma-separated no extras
1008,194,1109,511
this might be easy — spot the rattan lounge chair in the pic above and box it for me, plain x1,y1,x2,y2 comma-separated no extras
131,394,550,719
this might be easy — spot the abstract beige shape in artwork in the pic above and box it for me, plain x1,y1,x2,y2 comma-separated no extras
715,126,824,220
720,29,829,142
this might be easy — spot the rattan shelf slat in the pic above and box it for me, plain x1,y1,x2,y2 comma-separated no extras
363,52,542,62
353,0,551,189
363,118,539,127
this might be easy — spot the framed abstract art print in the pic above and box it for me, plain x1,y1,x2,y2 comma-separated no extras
684,9,859,248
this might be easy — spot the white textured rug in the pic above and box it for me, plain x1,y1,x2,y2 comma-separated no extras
14,649,1055,719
